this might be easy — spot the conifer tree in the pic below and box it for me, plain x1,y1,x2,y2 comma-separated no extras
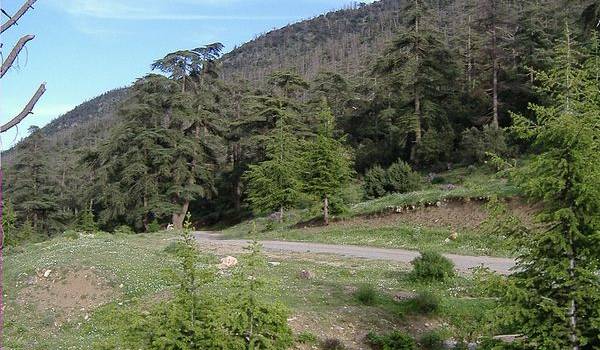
302,101,353,225
502,28,600,349
243,116,303,222
374,0,458,162
8,126,58,235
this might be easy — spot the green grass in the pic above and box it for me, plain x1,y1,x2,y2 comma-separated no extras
223,224,512,257
5,232,501,349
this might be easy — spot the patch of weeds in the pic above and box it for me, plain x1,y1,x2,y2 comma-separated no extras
296,331,318,344
355,283,378,306
366,331,416,350
113,225,135,236
62,230,80,240
163,241,186,255
410,251,455,282
419,330,446,350
146,220,161,233
321,338,346,350
411,291,440,314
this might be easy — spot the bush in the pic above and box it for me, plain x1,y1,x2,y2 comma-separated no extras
113,225,135,235
367,331,416,350
415,129,455,167
364,165,388,199
355,284,378,305
412,292,440,314
297,331,318,344
410,251,455,282
363,161,421,199
77,209,98,233
459,126,508,164
322,338,346,350
419,331,445,350
146,220,161,233
385,160,421,194
63,229,80,240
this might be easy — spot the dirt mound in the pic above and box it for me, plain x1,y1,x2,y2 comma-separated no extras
17,268,119,326
334,198,536,231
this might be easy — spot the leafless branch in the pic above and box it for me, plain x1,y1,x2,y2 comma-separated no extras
0,0,38,34
0,82,46,133
0,34,34,78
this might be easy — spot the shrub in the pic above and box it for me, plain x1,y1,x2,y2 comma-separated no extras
146,219,161,233
459,126,508,164
412,292,440,314
77,209,98,233
419,331,445,350
367,331,416,350
415,129,455,167
385,160,421,194
355,284,378,306
364,165,387,199
322,338,346,350
113,225,135,235
430,176,447,185
63,229,80,240
297,331,318,344
410,251,455,282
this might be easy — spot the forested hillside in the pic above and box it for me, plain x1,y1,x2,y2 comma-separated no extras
2,0,597,237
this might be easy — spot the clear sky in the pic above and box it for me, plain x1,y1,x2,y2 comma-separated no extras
0,0,374,149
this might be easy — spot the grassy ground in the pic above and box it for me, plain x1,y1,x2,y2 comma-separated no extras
4,232,499,349
220,167,520,257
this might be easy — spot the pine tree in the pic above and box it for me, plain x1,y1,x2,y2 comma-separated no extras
8,126,59,235
302,101,353,225
374,0,458,162
503,27,600,349
243,117,303,222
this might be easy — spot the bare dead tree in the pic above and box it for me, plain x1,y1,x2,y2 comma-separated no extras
0,0,44,346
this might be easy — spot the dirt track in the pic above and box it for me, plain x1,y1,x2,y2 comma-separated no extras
194,232,515,274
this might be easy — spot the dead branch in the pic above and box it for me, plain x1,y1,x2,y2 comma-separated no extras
0,82,46,133
0,0,38,34
0,34,35,78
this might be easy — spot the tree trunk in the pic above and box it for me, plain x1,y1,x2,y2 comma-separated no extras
172,199,190,229
279,206,284,223
410,91,422,162
491,0,500,129
323,196,329,226
568,230,579,350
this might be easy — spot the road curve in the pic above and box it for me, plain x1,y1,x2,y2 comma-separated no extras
194,232,515,274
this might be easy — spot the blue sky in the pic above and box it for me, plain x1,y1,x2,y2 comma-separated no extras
0,0,374,149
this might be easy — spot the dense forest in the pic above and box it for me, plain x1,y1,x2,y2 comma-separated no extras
2,0,598,237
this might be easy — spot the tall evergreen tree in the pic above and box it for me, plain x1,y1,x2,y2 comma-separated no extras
8,126,59,235
374,0,458,162
302,101,353,225
502,28,600,349
243,117,303,222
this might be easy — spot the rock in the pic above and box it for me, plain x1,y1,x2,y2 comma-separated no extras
43,269,52,278
26,276,36,286
268,261,280,267
299,269,315,279
393,291,417,301
449,231,458,241
218,256,238,269
119,283,124,288
444,238,451,243
166,223,175,231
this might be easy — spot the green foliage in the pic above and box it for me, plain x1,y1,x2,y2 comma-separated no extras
302,100,354,222
363,161,421,199
77,208,98,233
496,28,600,349
459,126,508,164
411,291,440,314
122,215,293,349
410,251,455,282
3,200,18,246
113,225,135,235
419,331,445,350
244,117,304,219
363,165,388,199
366,331,416,350
296,331,318,344
355,284,378,306
415,128,455,166
385,160,421,194
146,219,161,233
62,230,80,240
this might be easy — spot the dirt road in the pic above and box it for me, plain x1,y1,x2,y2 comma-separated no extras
194,232,515,274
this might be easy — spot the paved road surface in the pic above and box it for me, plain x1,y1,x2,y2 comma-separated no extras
194,232,515,274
